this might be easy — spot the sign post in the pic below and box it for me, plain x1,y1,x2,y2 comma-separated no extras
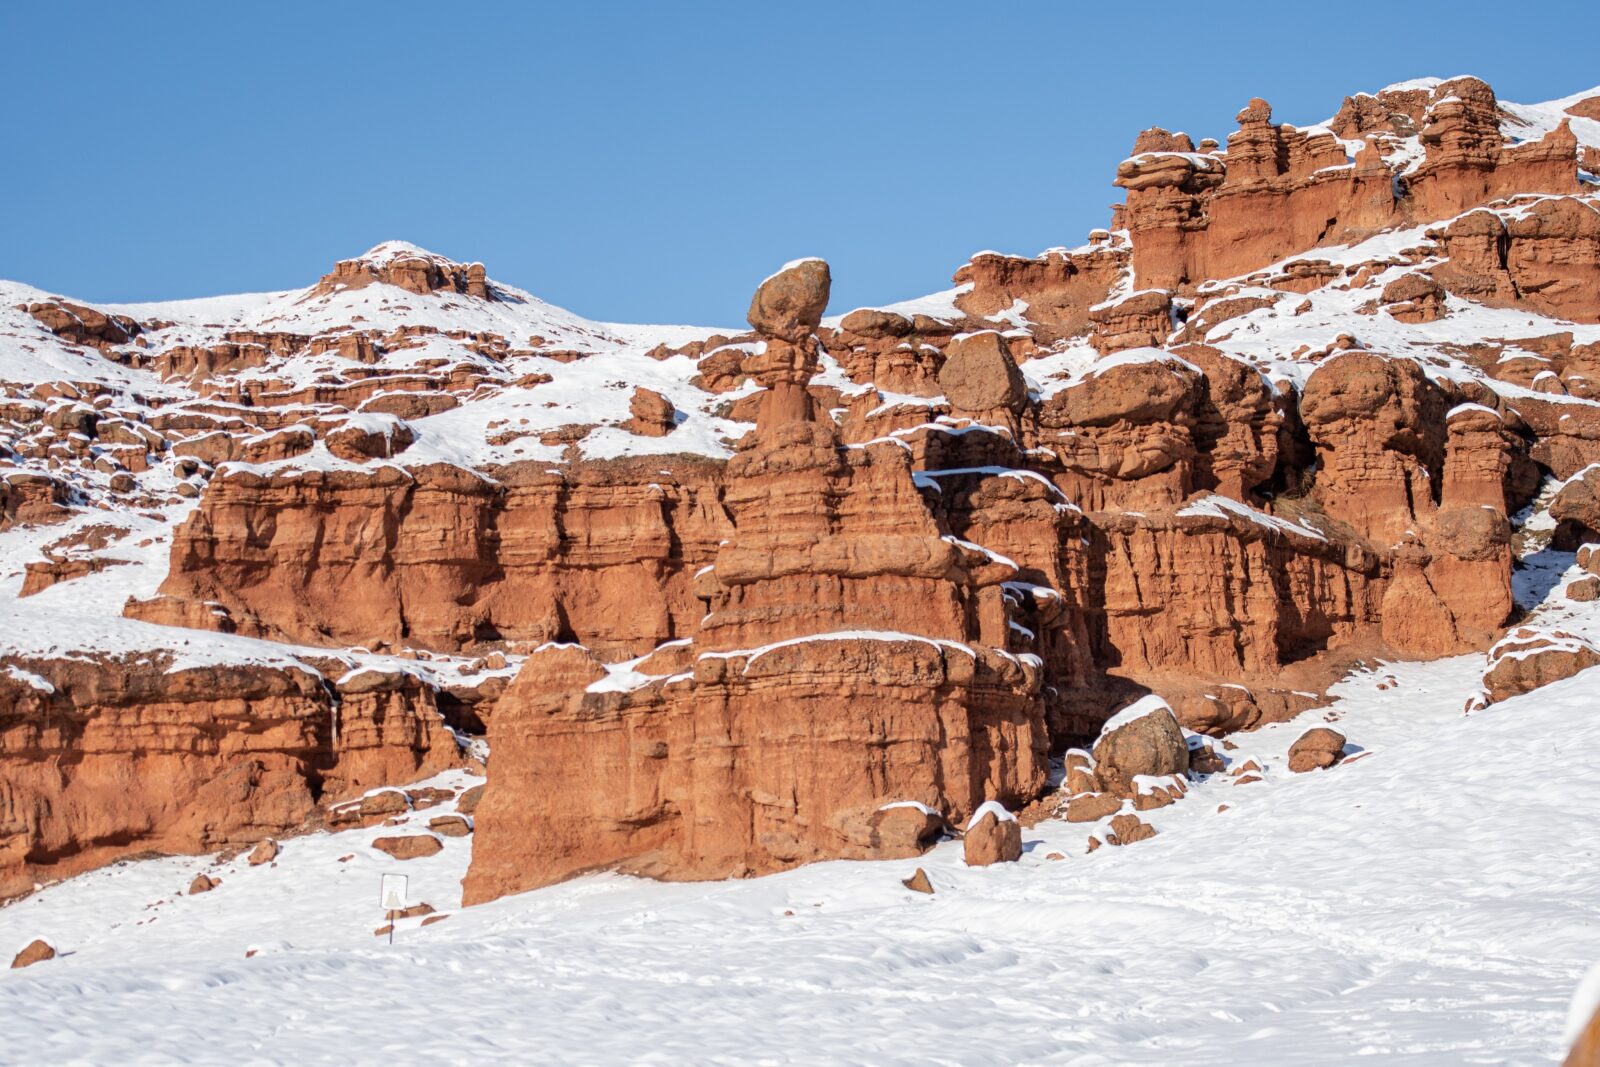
379,873,407,946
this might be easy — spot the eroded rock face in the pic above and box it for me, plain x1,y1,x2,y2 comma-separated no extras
314,243,495,300
1116,79,1580,290
8,74,1599,903
0,655,460,901
150,458,731,658
462,261,1051,903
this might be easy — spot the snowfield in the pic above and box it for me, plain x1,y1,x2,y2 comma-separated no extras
3,596,1597,1064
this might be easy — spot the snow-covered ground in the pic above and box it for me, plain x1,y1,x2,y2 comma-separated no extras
4,568,1597,1065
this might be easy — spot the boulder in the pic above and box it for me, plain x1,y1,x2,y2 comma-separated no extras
1567,577,1600,602
747,259,830,343
1106,813,1157,846
427,815,472,838
189,874,218,895
11,939,55,969
1482,629,1600,705
624,387,677,437
1287,728,1347,773
457,784,485,815
837,803,944,859
324,417,415,462
247,838,279,866
962,802,1022,866
1064,793,1121,823
839,308,913,338
1091,696,1190,796
372,835,443,861
937,331,1027,413
1552,466,1600,547
1063,750,1100,795
359,790,410,818
901,867,934,894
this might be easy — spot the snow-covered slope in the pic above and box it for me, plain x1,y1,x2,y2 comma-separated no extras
3,569,1596,1063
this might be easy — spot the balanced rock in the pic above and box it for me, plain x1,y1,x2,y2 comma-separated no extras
1287,728,1347,773
1092,696,1190,797
746,258,830,343
937,331,1027,413
963,802,1022,866
11,939,55,969
372,834,443,861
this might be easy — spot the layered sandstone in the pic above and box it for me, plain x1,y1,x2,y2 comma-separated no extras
463,262,1051,902
0,654,461,900
4,74,1599,904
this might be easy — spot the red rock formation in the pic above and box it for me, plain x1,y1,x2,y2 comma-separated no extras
9,74,1599,904
1433,200,1600,323
953,237,1127,340
463,261,1052,903
1116,79,1580,291
314,243,496,300
148,458,731,657
0,654,460,901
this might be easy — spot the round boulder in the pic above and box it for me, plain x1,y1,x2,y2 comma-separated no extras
1287,728,1347,773
747,258,831,342
1092,696,1190,796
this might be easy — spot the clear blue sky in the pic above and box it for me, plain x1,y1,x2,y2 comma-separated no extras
4,1,1595,326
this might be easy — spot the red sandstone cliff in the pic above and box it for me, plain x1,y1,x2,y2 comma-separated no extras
3,74,1600,901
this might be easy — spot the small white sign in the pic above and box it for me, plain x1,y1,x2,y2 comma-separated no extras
380,873,408,912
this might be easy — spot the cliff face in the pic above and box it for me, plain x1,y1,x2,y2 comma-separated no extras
0,655,462,900
3,77,1600,900
152,459,729,658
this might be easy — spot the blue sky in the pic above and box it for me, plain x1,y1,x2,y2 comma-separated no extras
3,1,1595,326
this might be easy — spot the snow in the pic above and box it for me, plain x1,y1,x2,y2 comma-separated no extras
1569,960,1600,1045
879,800,941,817
1177,494,1328,542
6,96,1600,1059
4,625,1598,1063
1098,693,1174,735
698,630,979,670
965,800,1018,829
